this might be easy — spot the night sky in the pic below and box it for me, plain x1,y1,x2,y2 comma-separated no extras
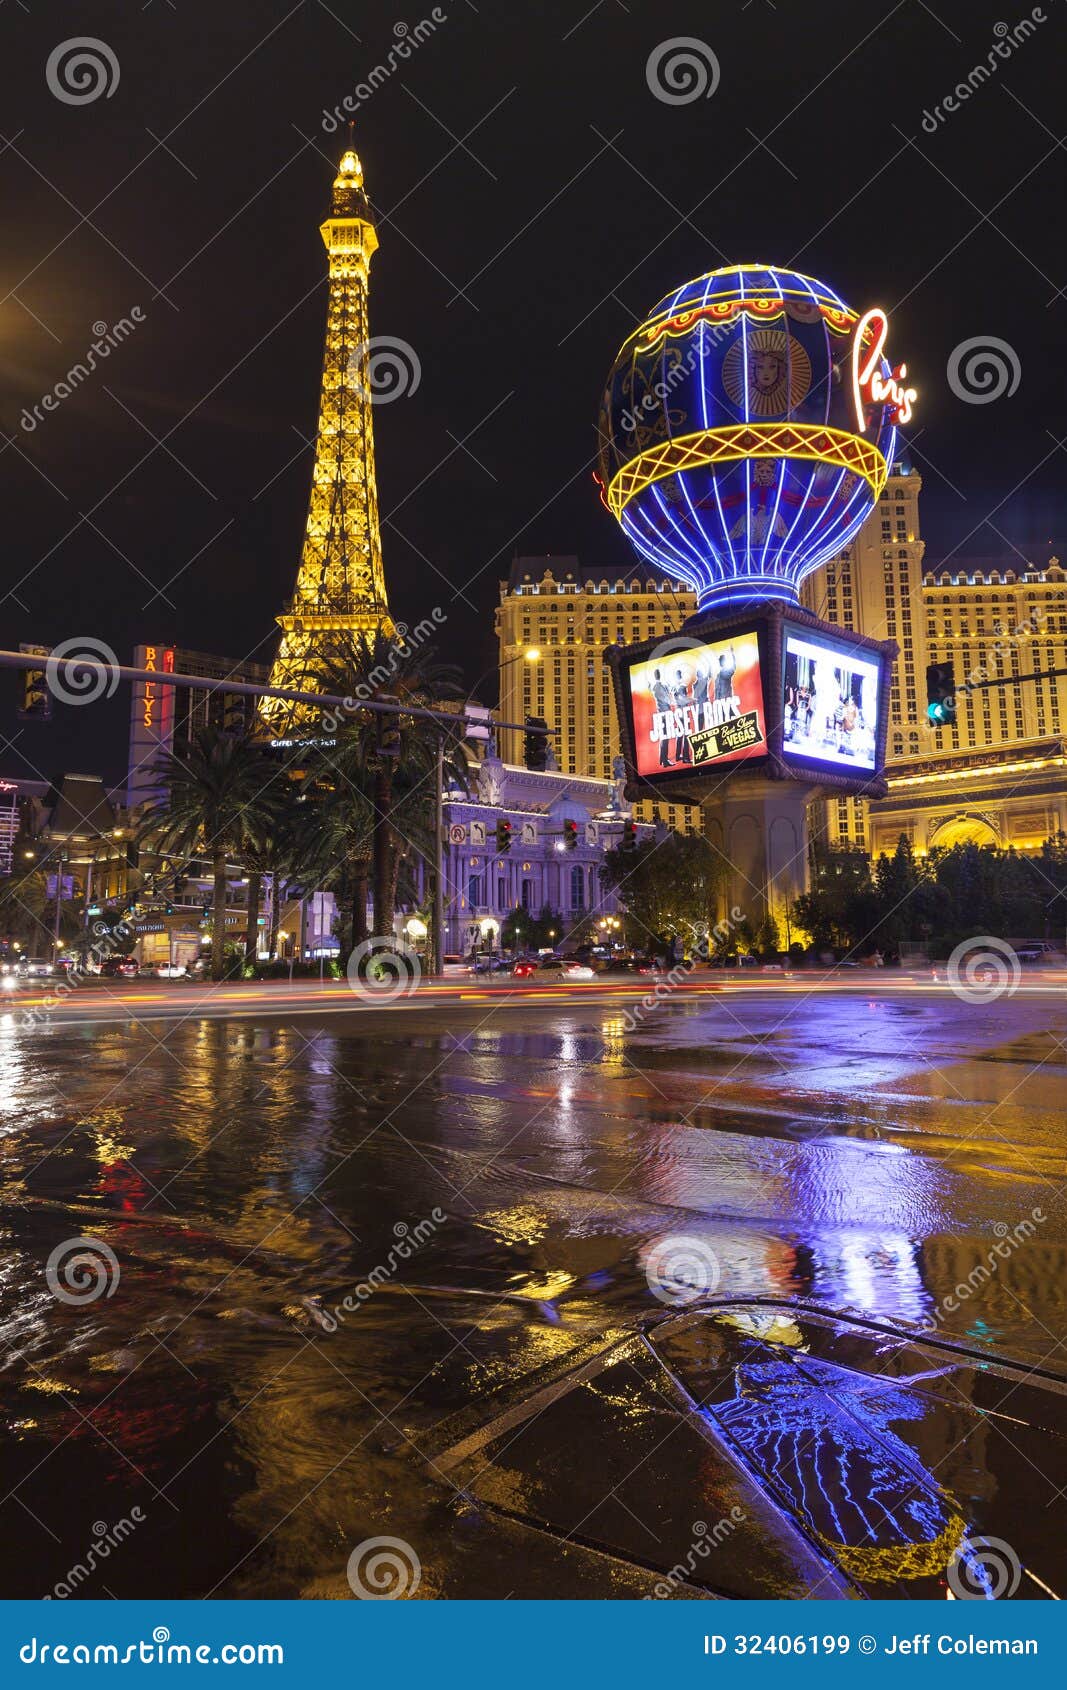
2,0,1065,787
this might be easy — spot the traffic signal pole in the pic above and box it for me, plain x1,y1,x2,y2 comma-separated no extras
0,650,553,740
928,659,1067,725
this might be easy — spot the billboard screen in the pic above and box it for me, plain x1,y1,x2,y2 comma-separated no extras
781,623,880,772
627,630,766,777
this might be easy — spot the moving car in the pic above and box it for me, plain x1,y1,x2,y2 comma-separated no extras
539,958,596,981
634,956,667,976
440,955,472,978
511,958,538,979
148,961,188,979
18,956,55,978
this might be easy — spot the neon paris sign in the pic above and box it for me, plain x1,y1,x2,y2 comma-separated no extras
852,308,917,434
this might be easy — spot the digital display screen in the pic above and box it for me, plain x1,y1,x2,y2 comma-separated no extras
627,631,766,777
781,624,880,772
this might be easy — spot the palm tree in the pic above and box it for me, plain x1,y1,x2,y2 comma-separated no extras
302,753,376,954
300,631,461,939
142,728,283,980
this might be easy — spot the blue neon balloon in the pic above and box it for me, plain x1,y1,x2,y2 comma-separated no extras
597,265,906,612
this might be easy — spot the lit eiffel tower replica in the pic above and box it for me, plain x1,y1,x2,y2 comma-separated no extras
261,136,393,728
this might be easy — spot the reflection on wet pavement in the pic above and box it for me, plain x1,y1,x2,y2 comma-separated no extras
0,990,1065,1597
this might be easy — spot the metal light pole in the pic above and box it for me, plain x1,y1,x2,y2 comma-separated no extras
83,858,94,930
433,735,445,975
52,850,66,955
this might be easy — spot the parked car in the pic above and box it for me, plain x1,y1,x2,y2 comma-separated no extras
100,956,139,979
1016,942,1054,963
511,958,538,979
18,956,55,978
440,955,472,978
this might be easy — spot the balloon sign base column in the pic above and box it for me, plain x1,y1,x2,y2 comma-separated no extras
700,777,820,937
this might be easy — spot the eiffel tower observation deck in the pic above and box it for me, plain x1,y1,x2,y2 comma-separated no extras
262,140,393,727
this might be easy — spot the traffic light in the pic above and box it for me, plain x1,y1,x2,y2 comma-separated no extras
622,819,637,851
18,644,52,721
562,819,578,851
494,818,512,853
222,692,248,734
379,698,402,761
926,661,957,727
523,715,549,771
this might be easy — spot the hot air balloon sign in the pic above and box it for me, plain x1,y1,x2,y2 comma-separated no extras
597,265,917,616
598,266,905,802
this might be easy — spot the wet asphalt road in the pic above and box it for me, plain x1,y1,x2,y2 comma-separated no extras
1,984,1065,1599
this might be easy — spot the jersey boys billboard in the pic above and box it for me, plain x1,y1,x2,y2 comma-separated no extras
627,631,766,777
607,605,895,802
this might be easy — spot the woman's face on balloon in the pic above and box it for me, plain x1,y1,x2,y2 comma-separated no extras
753,351,783,391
